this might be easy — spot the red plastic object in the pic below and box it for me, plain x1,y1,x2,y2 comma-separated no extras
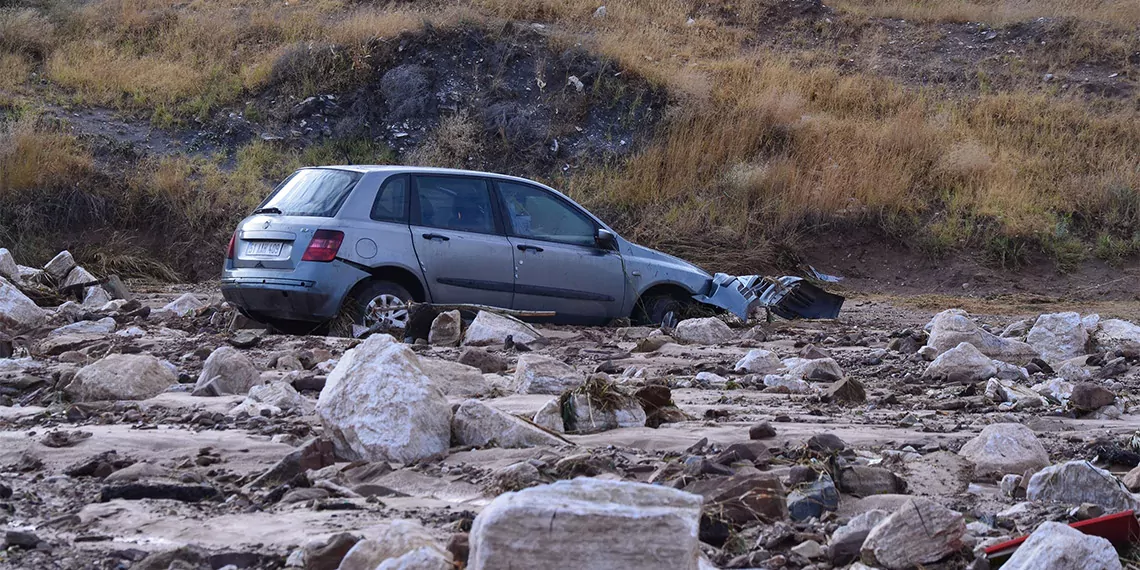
984,510,1140,562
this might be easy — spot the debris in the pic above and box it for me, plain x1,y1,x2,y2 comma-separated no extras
693,273,844,321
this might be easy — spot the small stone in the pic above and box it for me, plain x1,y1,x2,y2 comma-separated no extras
749,421,777,440
787,474,839,521
229,331,260,349
790,540,822,559
823,377,866,404
428,310,462,347
457,347,507,374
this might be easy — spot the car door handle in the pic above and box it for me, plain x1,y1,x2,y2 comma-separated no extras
516,244,544,252
422,233,450,241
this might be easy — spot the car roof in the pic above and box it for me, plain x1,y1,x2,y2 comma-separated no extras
313,165,547,186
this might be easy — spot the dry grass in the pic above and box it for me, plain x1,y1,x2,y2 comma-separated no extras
1,0,1138,275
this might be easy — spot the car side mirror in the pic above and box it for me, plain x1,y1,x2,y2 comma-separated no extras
595,228,617,249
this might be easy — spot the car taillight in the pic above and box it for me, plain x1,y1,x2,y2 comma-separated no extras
302,229,344,262
226,232,237,260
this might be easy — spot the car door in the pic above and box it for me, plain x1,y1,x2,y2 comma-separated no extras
409,174,515,308
495,180,626,322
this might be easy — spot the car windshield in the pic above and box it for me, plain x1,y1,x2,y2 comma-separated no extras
257,169,362,217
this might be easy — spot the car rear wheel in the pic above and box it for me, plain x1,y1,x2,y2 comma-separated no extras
349,280,412,332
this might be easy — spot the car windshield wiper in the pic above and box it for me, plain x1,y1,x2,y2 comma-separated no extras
252,207,282,215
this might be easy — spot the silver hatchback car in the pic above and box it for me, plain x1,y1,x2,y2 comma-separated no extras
221,166,715,332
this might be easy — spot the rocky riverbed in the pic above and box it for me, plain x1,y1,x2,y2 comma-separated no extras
2,249,1140,569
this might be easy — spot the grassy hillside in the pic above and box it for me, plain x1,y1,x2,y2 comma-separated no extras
1,0,1138,280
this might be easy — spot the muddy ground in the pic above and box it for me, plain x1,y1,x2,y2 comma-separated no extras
3,279,1140,569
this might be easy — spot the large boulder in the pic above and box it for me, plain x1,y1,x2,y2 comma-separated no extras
1001,521,1122,570
462,311,542,347
1027,312,1089,366
0,249,19,283
316,334,452,463
673,317,736,345
1094,319,1140,353
452,399,564,448
0,278,48,330
194,346,261,396
782,357,844,383
419,358,491,397
957,423,1049,480
562,386,647,434
1026,460,1140,513
923,342,998,383
860,497,965,570
733,349,784,374
927,309,1038,364
1069,382,1116,412
66,354,177,401
468,478,702,570
513,354,584,395
337,520,453,570
43,250,75,281
427,310,462,347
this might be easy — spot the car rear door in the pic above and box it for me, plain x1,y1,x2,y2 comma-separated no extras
409,174,515,308
494,180,626,322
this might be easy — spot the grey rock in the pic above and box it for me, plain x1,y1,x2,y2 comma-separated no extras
513,354,584,395
1002,521,1122,570
452,399,563,448
923,342,997,383
958,423,1048,481
1027,312,1089,366
428,310,462,347
462,311,542,347
457,347,507,373
43,250,76,281
67,354,177,401
927,309,1038,364
860,497,965,570
1027,460,1140,513
194,347,260,396
673,317,736,345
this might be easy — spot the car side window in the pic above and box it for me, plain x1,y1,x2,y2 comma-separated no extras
370,175,408,222
413,176,496,234
497,181,596,246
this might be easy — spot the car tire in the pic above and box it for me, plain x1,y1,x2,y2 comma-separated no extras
636,295,688,327
345,280,413,332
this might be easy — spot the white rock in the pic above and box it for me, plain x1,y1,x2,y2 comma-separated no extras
1001,319,1031,339
230,381,313,417
1027,460,1140,512
316,334,451,463
0,249,19,283
923,342,997,383
957,423,1049,480
1031,378,1074,402
99,299,129,312
43,250,75,281
419,358,491,397
917,345,938,361
734,349,785,374
427,310,462,347
1094,319,1140,352
695,371,728,387
116,326,146,338
50,317,116,337
782,357,844,382
985,379,1047,409
162,293,205,317
462,311,542,347
763,374,814,394
673,317,736,345
927,309,1038,364
860,497,965,569
513,354,584,394
337,520,453,570
1055,356,1093,382
0,278,48,330
60,265,97,290
82,286,112,308
452,399,563,448
66,354,177,401
1000,474,1023,497
563,393,646,433
1028,312,1089,365
1002,521,1122,570
992,360,1029,381
195,346,261,395
468,478,702,570
532,398,565,432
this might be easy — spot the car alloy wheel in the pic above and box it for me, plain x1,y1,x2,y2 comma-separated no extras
363,293,408,330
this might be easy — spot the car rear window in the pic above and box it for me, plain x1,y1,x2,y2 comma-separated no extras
258,169,362,217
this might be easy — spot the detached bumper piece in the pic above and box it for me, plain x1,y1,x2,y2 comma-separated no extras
693,273,845,321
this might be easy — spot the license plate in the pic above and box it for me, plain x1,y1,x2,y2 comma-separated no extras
245,241,283,257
